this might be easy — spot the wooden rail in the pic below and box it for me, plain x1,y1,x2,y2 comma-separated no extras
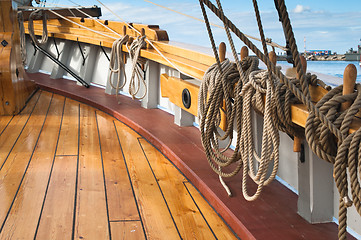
23,16,361,133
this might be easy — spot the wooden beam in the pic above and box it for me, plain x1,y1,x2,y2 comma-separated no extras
21,7,102,21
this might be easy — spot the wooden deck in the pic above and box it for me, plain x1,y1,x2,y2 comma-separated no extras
0,90,237,240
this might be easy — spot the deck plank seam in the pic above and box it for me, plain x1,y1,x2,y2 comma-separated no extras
71,102,81,240
0,115,14,137
33,95,67,239
0,91,41,171
95,111,113,240
182,181,240,240
0,92,54,233
137,138,183,239
113,120,148,240
109,219,142,223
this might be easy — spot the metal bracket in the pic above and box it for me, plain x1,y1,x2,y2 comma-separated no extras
52,38,61,60
1,40,8,47
100,42,110,62
77,38,86,65
33,43,89,88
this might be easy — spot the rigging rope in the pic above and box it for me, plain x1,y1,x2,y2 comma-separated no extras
198,0,360,238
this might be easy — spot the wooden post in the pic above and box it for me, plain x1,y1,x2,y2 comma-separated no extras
341,64,357,111
294,55,307,152
219,42,227,131
240,46,248,61
269,51,277,66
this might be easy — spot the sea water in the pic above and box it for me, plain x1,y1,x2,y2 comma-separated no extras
306,61,361,84
277,61,361,87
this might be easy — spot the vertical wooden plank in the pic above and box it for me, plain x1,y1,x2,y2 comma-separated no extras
114,121,180,239
111,222,145,240
56,98,79,156
36,156,77,240
96,111,139,221
0,91,39,167
138,138,218,239
0,94,64,239
0,91,52,227
74,104,109,240
184,182,238,240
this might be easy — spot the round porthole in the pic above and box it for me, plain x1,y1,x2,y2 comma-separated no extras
182,88,191,109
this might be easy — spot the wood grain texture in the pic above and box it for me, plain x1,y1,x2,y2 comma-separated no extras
111,222,145,240
138,138,217,239
36,156,77,240
0,91,52,231
114,121,180,239
0,94,64,239
184,182,238,240
74,103,109,240
96,111,139,221
56,98,79,156
0,91,39,167
0,0,35,115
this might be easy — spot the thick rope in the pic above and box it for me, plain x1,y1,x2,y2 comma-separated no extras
28,9,48,45
108,35,129,102
199,0,360,238
127,35,147,100
18,11,27,65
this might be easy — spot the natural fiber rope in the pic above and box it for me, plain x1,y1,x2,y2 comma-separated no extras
28,9,48,45
108,35,129,102
18,11,27,65
199,0,360,238
127,35,148,100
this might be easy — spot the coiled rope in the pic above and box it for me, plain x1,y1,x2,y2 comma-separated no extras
28,9,48,45
18,11,27,65
198,0,360,238
108,35,129,102
127,35,147,100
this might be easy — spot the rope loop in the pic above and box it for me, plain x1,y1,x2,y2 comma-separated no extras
28,9,48,46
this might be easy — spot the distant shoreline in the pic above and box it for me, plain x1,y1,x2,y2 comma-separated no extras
277,54,346,61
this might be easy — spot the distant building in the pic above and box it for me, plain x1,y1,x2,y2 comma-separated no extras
345,44,361,61
305,50,332,56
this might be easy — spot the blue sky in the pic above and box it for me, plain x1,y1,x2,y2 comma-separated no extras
49,0,361,54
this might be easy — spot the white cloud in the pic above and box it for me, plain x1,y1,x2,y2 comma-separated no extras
294,5,310,13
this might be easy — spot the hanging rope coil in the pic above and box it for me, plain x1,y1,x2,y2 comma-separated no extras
18,11,27,65
127,35,147,100
198,0,360,238
28,9,48,45
108,35,129,102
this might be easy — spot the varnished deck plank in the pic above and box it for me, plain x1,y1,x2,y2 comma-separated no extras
0,94,64,239
0,91,40,168
0,91,52,231
114,121,180,239
138,138,220,239
0,115,12,136
56,98,79,156
74,104,109,239
96,111,139,221
110,222,145,240
0,92,238,240
184,182,238,240
36,156,77,240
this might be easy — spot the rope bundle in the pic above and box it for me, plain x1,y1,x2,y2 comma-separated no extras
28,9,48,46
127,35,147,100
108,35,129,102
198,0,360,238
108,34,148,101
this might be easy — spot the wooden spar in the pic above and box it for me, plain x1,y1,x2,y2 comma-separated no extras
341,64,357,111
20,6,102,20
0,0,35,115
